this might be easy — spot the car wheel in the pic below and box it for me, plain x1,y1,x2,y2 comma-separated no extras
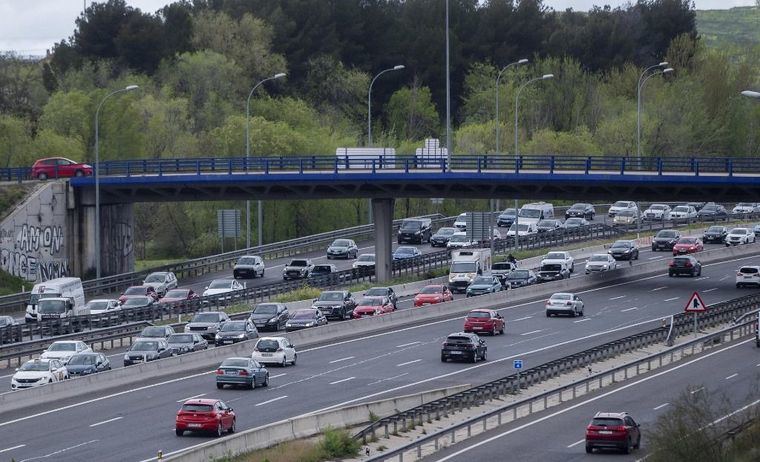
471,353,478,363
481,350,487,361
38,172,48,180
175,429,183,437
441,355,447,362
281,356,287,367
546,311,551,317
492,326,498,336
229,419,236,433
697,268,702,276
263,374,269,387
668,272,674,277
585,445,593,454
216,423,223,438
737,283,742,288
216,383,223,389
634,435,641,449
291,353,297,366
623,438,631,454
499,326,505,335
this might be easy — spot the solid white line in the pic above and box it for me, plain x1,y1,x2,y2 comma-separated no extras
574,318,591,323
703,288,718,292
521,330,543,336
329,356,355,364
695,277,709,281
691,387,704,394
664,297,680,302
719,275,729,281
0,445,25,454
650,286,667,291
434,339,753,461
89,416,123,427
255,396,288,407
0,373,13,379
396,359,422,367
395,341,421,348
648,256,663,260
654,403,669,410
367,373,409,386
726,373,739,380
621,307,639,312
566,438,585,448
176,393,206,403
329,377,355,385
609,295,626,300
269,373,287,379
19,439,99,462
512,316,533,322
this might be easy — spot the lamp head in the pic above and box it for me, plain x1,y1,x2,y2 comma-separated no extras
393,65,405,71
517,59,529,64
125,85,139,91
662,68,674,74
659,61,669,67
273,73,286,79
541,74,554,80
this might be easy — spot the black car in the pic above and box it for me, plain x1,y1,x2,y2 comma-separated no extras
491,262,517,286
215,320,259,346
312,290,356,320
397,218,432,244
121,296,155,310
308,264,337,280
167,333,208,355
686,202,706,211
285,309,328,332
565,203,595,220
536,219,563,233
441,332,487,363
430,227,457,247
651,229,681,251
496,208,517,228
537,263,570,282
250,302,289,331
697,203,728,221
505,269,537,288
703,225,728,243
608,240,639,261
364,286,398,309
66,353,111,376
668,256,702,277
123,339,171,366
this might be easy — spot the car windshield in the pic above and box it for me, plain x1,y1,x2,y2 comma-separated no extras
318,292,344,301
519,208,541,218
292,310,315,319
657,230,677,238
312,266,332,273
419,286,441,294
435,227,456,236
456,213,467,221
182,404,213,412
165,289,189,298
360,298,385,306
253,304,278,315
123,297,151,307
221,358,249,368
731,229,747,235
569,204,586,210
48,343,76,351
702,205,718,211
86,301,112,311
740,267,759,274
649,204,667,210
467,311,490,318
131,341,159,351
29,291,61,304
508,270,529,279
679,238,696,244
208,280,232,289
617,210,635,217
192,313,220,323
565,219,583,225
707,226,723,233
168,334,193,343
124,287,145,295
492,263,513,270
38,299,66,314
68,355,97,365
737,203,753,207
237,257,257,265
332,239,351,247
451,262,476,273
256,339,280,351
365,288,389,297
545,252,566,260
446,336,473,345
472,277,493,284
144,274,166,283
140,327,165,337
673,206,689,213
537,220,556,227
509,224,531,231
589,255,609,262
500,208,516,216
550,294,572,301
221,322,246,331
19,361,50,372
288,260,308,267
611,242,630,249
448,234,468,243
400,221,422,231
613,201,629,207
0,317,12,327
357,254,375,262
395,247,415,254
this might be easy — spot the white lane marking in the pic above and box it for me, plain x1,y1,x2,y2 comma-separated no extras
703,288,718,293
648,256,662,260
255,396,288,407
573,318,591,323
269,373,287,379
434,339,753,461
566,438,585,448
89,416,123,427
691,387,704,394
726,373,739,380
0,445,25,454
520,330,543,336
176,393,206,403
695,277,709,281
719,275,729,281
329,356,355,364
664,297,680,302
395,341,421,348
329,377,355,385
19,439,99,462
367,373,409,386
654,403,669,410
609,295,626,300
650,286,667,291
0,373,14,379
621,307,639,312
396,359,422,367
512,316,533,322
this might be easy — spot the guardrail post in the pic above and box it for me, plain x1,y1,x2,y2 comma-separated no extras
585,156,591,174
694,159,699,176
371,159,376,174
620,157,625,175
550,156,555,174
477,157,482,173
727,158,733,177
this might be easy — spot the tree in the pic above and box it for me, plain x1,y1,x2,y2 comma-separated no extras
0,115,32,168
114,12,167,73
386,83,440,141
38,90,93,150
0,54,49,120
74,0,136,61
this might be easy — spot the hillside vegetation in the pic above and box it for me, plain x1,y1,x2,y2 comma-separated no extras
696,7,760,49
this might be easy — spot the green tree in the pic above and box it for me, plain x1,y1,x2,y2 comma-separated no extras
386,83,440,141
38,90,93,150
0,115,32,168
523,127,601,155
32,129,85,159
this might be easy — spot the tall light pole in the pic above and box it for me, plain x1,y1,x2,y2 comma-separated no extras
637,62,669,159
637,67,673,160
94,84,138,280
445,0,452,170
495,58,528,154
367,65,404,146
245,72,286,249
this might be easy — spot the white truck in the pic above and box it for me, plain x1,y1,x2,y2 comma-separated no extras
26,277,85,323
36,297,89,322
448,249,492,293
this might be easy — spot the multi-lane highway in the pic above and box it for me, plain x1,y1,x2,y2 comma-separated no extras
429,337,760,461
0,247,757,461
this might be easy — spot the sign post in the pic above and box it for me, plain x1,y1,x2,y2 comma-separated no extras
684,291,707,338
513,359,523,392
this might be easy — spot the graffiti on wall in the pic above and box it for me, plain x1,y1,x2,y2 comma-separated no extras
0,250,70,281
0,224,69,282
110,222,133,258
15,224,64,255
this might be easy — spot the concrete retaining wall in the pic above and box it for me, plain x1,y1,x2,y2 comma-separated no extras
164,385,470,462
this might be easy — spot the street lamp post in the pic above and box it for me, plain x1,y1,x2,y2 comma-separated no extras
245,73,286,249
445,0,452,171
495,59,528,154
94,84,139,280
367,65,404,146
637,62,669,160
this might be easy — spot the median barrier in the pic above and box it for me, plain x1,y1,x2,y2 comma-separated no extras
162,384,470,462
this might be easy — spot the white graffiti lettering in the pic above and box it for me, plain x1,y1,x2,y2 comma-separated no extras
14,224,63,255
0,248,69,282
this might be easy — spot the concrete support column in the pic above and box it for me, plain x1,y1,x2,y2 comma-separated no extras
372,198,395,283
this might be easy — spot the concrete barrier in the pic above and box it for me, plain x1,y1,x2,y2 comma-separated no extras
163,384,470,462
2,243,757,413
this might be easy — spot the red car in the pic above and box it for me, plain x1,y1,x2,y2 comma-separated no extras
672,237,703,255
161,288,199,303
175,398,236,437
585,412,641,454
414,285,453,307
119,285,159,304
352,297,395,318
463,309,505,336
31,157,93,180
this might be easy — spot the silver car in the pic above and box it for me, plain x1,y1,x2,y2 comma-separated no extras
545,293,584,317
142,271,178,297
184,311,231,340
585,254,618,274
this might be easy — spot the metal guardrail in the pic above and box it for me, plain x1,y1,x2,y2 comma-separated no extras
354,291,760,448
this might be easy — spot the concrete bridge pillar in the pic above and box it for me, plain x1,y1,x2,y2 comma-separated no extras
372,198,395,283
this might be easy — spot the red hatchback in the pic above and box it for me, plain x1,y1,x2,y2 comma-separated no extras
463,309,505,336
31,157,93,180
585,412,641,454
176,398,236,437
414,285,453,307
161,288,199,304
672,237,704,256
119,285,159,304
352,297,394,318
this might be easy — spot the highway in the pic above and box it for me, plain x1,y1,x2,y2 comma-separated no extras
0,247,757,461
427,337,760,462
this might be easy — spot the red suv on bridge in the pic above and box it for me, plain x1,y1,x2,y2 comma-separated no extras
585,411,641,454
31,157,93,180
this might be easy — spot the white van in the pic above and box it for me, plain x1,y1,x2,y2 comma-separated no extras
517,202,554,225
26,277,85,322
36,297,90,321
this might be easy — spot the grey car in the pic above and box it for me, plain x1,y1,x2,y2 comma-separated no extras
184,311,231,340
312,290,356,320
214,320,259,346
465,276,503,297
167,333,208,355
233,255,265,279
136,325,175,342
216,357,269,389
123,339,171,366
326,239,358,259
142,271,178,297
66,352,111,376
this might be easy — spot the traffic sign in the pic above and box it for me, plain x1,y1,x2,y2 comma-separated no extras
513,359,523,369
684,292,707,312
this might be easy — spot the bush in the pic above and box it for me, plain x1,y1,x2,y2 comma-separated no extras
319,427,361,458
272,286,321,303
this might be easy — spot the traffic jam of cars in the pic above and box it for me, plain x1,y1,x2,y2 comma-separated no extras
5,199,760,452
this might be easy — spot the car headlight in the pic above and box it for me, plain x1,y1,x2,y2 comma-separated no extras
268,317,278,324
184,326,190,332
282,269,287,274
215,334,222,339
124,354,130,361
236,334,245,339
285,322,292,327
305,322,315,327
602,265,609,269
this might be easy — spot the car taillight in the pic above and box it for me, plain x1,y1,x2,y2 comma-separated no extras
668,261,675,267
238,370,249,376
685,261,692,267
216,369,224,375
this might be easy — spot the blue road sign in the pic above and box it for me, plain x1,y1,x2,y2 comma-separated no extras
513,359,523,369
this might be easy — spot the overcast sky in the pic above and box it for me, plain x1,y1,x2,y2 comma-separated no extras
0,0,755,56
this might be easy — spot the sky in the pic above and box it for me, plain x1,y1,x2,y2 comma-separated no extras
0,0,756,56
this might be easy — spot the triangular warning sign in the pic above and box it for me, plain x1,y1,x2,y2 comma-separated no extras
684,291,707,312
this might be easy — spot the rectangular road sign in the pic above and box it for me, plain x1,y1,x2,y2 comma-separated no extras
684,291,707,312
513,359,523,369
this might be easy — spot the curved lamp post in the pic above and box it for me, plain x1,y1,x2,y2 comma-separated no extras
94,84,139,279
245,73,286,249
495,59,529,154
637,62,670,159
367,65,404,146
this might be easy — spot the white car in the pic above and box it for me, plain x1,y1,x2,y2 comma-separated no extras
669,205,697,220
40,340,92,363
506,222,538,237
608,201,638,217
142,271,178,297
447,232,476,250
203,278,245,297
85,299,121,315
545,292,584,317
736,266,760,288
732,203,759,214
251,337,297,367
725,228,756,246
540,251,575,273
11,359,68,390
352,254,376,269
584,254,619,274
643,204,671,221
453,213,468,230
